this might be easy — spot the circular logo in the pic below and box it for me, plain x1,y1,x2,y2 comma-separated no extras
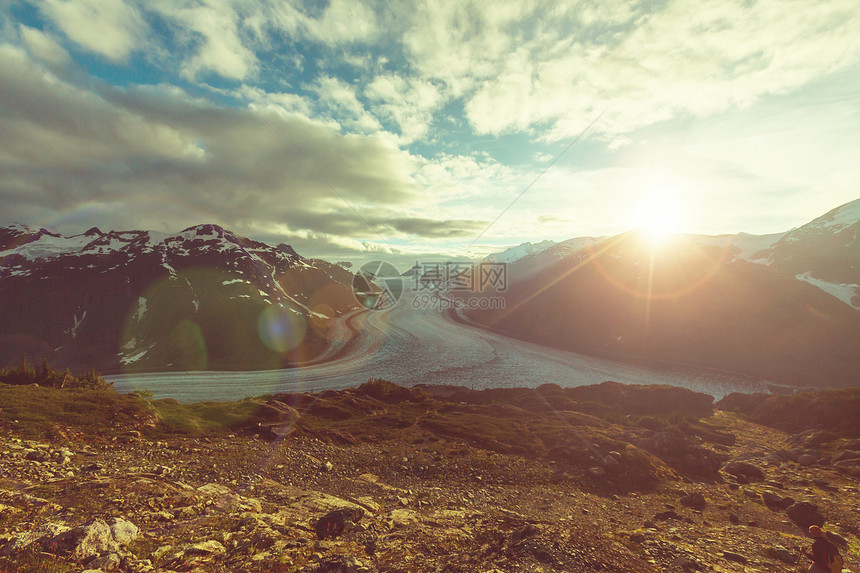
352,260,403,311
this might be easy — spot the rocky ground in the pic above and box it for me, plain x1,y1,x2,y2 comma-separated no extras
1,381,858,572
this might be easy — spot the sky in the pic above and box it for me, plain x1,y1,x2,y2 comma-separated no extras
1,0,859,269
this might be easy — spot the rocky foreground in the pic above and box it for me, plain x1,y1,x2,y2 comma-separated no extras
1,380,859,572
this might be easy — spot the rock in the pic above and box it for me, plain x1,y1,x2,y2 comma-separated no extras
352,496,381,514
322,461,334,472
762,490,791,510
722,551,748,564
107,517,139,546
1,522,70,555
52,518,116,560
673,555,697,569
680,492,707,510
832,450,860,462
197,483,233,497
87,551,121,571
791,430,835,448
785,501,825,529
587,466,606,478
812,478,836,491
767,545,797,564
314,555,370,573
315,508,364,540
722,461,765,481
153,465,171,476
825,531,849,547
797,453,819,466
187,540,226,555
387,509,418,528
24,449,51,462
628,532,646,543
653,511,682,522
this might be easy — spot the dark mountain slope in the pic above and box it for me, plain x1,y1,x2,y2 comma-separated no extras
0,224,358,373
466,231,860,387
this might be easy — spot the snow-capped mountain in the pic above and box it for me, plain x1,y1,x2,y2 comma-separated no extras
686,200,860,310
463,199,860,388
480,237,606,282
0,224,358,373
764,199,860,307
687,232,786,264
482,240,557,263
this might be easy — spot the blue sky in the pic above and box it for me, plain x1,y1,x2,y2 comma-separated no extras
1,0,859,267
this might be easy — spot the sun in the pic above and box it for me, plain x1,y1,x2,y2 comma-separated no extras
628,190,685,244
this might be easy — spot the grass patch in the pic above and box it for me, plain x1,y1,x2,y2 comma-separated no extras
0,548,72,573
150,398,264,435
0,383,157,440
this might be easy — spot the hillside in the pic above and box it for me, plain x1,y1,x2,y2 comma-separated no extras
465,227,860,388
1,379,858,572
0,224,359,374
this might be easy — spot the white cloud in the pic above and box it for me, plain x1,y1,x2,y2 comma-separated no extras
18,24,72,67
0,46,425,242
400,0,860,139
40,0,147,61
308,76,382,134
151,0,257,80
365,73,445,142
304,0,378,45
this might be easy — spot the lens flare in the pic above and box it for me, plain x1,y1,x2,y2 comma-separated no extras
257,306,307,354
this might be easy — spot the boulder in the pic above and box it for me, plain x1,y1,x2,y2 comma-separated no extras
722,551,748,564
107,517,139,546
315,508,363,540
785,501,825,529
86,551,121,571
0,522,70,555
766,545,797,564
722,461,765,481
797,453,819,466
187,540,226,555
790,430,835,449
51,518,116,560
761,491,792,510
24,449,51,462
680,492,707,510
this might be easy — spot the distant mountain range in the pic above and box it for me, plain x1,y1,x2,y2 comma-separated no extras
0,224,358,373
465,199,860,388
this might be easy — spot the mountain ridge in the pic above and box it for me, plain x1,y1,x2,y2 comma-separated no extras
463,199,860,388
0,224,359,374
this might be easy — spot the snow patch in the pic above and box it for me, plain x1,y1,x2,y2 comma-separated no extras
222,278,246,285
69,310,87,338
121,349,149,365
135,297,147,322
0,233,91,260
796,273,860,310
812,199,860,232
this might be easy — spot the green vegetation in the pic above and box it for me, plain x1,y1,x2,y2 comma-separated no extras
0,357,111,390
0,361,155,440
151,397,268,435
0,548,72,573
